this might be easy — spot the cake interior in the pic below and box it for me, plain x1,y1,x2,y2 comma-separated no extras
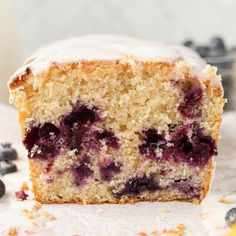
17,61,222,204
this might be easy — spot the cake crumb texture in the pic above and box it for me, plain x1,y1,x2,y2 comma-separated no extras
136,223,185,236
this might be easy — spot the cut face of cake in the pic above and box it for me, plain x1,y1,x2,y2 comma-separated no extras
8,35,225,204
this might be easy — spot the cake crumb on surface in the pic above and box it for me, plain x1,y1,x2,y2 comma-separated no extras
159,208,171,213
21,209,35,220
200,210,209,218
21,181,29,191
21,202,56,222
32,201,42,212
137,232,148,236
162,224,185,236
15,190,28,201
6,227,18,236
136,224,185,236
42,211,57,221
219,196,231,204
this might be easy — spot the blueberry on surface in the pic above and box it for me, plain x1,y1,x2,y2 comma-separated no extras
183,40,194,48
0,161,17,175
0,143,17,161
210,37,225,51
225,208,236,227
0,179,5,198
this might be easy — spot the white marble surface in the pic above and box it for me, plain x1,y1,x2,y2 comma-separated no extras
0,104,236,236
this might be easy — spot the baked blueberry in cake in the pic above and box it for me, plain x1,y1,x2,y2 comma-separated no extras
8,35,225,204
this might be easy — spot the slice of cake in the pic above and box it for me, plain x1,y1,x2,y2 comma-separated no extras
8,35,225,204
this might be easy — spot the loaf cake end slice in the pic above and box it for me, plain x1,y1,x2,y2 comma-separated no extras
8,35,225,204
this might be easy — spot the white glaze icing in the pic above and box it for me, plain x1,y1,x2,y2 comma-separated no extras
10,35,208,78
9,34,224,91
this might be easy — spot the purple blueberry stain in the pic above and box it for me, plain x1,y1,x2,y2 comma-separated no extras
99,159,122,181
39,123,60,138
82,130,102,152
167,123,217,166
171,179,201,198
183,87,203,107
71,155,94,186
139,123,217,167
23,126,39,150
62,103,100,127
43,161,54,173
139,129,166,159
15,190,28,201
114,174,160,198
96,130,120,149
45,176,54,184
23,101,120,160
24,123,61,160
178,86,203,118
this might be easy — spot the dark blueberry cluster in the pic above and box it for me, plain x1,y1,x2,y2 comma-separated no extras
172,124,217,166
139,123,217,167
23,102,120,160
71,155,94,186
178,86,203,119
99,159,122,181
24,123,61,160
139,129,166,159
114,174,160,198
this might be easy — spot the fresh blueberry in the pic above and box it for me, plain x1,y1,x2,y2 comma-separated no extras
210,37,225,51
225,208,236,227
0,161,17,175
0,143,17,161
0,179,6,198
195,46,210,58
183,40,194,48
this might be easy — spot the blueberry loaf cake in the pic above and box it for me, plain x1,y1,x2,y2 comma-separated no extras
8,35,225,204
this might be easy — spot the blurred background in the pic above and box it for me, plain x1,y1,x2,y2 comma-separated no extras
1,0,236,107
